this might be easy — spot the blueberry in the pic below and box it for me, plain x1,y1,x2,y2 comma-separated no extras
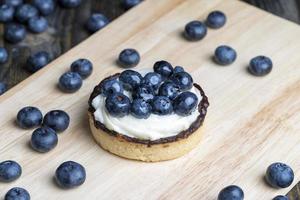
273,195,289,200
158,81,180,100
151,96,173,115
30,127,58,153
0,82,7,95
132,84,155,102
26,51,50,73
119,70,142,90
85,13,109,33
214,45,237,66
131,98,152,119
122,0,142,10
0,4,14,23
184,21,207,41
206,11,226,29
5,187,30,200
170,71,193,91
265,162,294,188
101,79,123,96
70,58,93,79
58,72,82,93
33,0,55,16
0,160,22,182
142,72,162,90
28,16,48,33
218,185,244,200
55,161,86,189
0,47,8,64
43,110,70,132
173,91,198,116
4,23,26,44
153,60,173,78
17,106,43,129
4,0,23,7
59,0,81,8
105,93,130,117
15,4,38,23
118,48,140,68
248,56,273,76
173,66,184,73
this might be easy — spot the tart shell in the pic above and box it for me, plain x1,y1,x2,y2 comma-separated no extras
88,74,209,162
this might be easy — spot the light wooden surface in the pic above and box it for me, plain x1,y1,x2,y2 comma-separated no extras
0,0,300,199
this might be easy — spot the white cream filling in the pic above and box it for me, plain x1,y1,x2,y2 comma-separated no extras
92,86,202,141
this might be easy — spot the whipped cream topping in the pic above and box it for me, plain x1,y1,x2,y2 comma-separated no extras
92,86,202,141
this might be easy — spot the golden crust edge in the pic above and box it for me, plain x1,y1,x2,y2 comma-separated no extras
88,113,203,162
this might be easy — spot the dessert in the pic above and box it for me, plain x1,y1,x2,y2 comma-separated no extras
88,62,209,162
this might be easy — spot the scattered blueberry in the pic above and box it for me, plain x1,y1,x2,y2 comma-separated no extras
0,160,22,182
4,23,26,44
31,127,58,153
85,13,109,33
206,11,226,29
151,96,173,115
4,0,23,7
170,71,193,91
132,84,155,102
55,161,86,189
122,0,142,10
142,72,162,90
248,56,273,76
184,21,207,41
119,70,142,90
15,4,38,23
173,66,184,73
153,60,173,78
0,4,14,23
101,79,123,96
214,45,237,66
218,185,244,200
43,110,70,132
0,47,8,64
17,106,43,129
5,187,30,200
158,81,180,100
265,162,294,188
273,196,289,200
131,98,152,119
33,0,55,16
59,0,82,8
0,82,7,95
118,48,140,68
105,92,130,117
26,51,50,73
58,72,83,93
70,58,93,79
28,16,48,33
173,91,198,116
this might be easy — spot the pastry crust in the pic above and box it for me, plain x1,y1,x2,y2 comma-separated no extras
89,113,203,162
88,73,209,162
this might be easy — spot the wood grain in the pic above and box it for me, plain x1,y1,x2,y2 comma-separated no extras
0,0,300,199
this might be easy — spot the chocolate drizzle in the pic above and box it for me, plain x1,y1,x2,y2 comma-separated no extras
88,73,209,146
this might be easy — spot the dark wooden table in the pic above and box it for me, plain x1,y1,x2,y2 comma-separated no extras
0,0,300,198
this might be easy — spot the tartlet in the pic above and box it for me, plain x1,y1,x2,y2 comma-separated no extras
88,72,209,162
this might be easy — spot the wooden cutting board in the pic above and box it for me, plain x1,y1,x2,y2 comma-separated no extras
1,0,300,199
